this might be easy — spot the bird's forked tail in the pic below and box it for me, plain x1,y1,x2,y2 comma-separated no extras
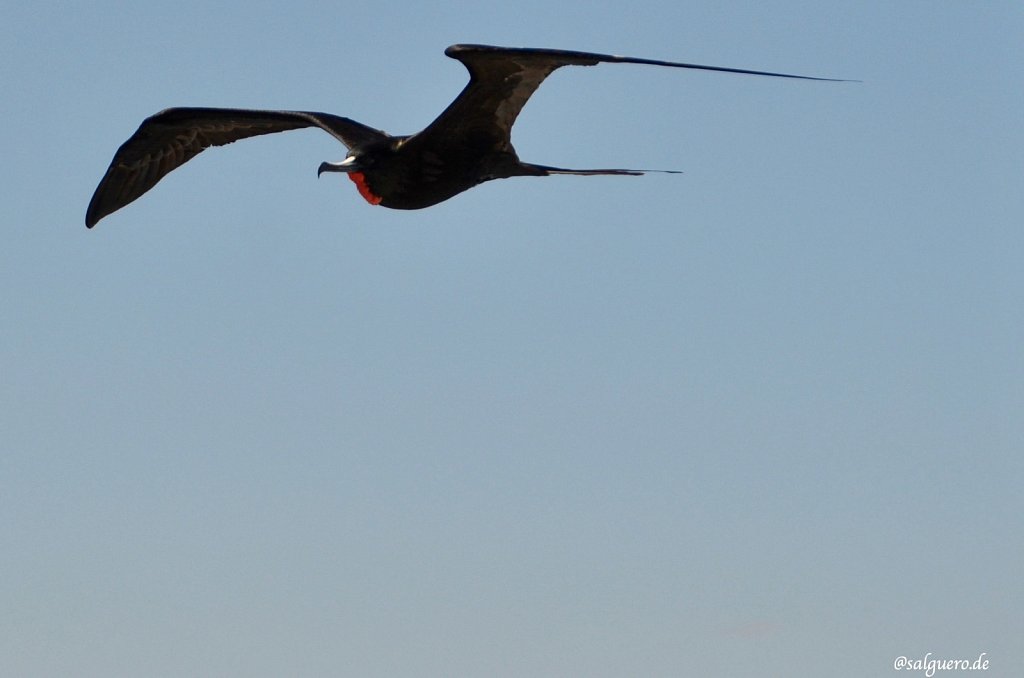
524,162,682,177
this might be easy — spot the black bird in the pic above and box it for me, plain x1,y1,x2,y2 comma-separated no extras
86,44,844,228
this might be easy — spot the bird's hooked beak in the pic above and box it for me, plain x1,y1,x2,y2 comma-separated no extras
317,156,361,177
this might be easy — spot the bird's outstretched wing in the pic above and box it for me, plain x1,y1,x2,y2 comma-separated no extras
86,107,388,228
405,44,847,156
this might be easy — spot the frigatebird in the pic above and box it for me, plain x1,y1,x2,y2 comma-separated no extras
86,44,844,228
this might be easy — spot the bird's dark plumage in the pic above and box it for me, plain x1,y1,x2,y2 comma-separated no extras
86,44,847,227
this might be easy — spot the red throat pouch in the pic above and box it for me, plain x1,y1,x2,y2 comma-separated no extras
347,172,383,205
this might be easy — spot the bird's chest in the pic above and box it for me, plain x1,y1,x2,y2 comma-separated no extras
366,148,494,209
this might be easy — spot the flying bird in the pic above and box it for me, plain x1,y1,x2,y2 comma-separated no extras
86,44,845,228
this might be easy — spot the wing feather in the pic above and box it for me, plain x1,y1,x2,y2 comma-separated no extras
86,107,388,227
404,44,848,156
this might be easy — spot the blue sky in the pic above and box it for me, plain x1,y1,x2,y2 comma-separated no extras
2,2,1021,676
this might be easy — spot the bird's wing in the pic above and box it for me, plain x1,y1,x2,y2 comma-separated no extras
86,107,388,228
404,44,847,155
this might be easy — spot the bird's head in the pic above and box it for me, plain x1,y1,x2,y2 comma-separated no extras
318,152,382,205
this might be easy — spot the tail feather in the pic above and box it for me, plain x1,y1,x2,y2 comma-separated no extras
525,162,681,177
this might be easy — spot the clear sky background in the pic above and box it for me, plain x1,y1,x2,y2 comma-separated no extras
2,2,1021,677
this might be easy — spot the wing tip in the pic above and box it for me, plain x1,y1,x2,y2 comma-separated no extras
85,202,102,229
85,209,104,229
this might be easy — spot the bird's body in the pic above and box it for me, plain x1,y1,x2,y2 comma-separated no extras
86,44,844,228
